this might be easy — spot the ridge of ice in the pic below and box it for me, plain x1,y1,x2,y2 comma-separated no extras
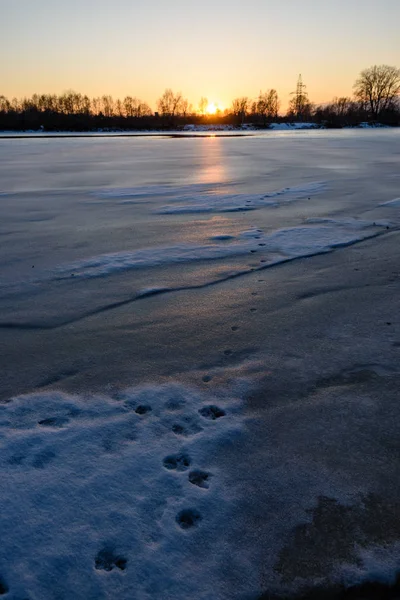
380,198,400,207
156,182,327,214
55,218,386,281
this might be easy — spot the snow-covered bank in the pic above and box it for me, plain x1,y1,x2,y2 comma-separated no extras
1,122,397,136
183,122,320,131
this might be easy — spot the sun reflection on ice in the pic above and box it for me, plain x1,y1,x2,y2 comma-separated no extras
195,135,228,186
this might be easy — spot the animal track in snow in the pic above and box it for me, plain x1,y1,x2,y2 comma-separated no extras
176,509,202,530
38,416,69,428
0,576,8,596
95,547,127,572
135,405,152,415
189,470,212,489
171,416,203,437
198,405,226,420
163,453,191,471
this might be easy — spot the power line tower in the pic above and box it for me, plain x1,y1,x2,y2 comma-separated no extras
290,74,309,121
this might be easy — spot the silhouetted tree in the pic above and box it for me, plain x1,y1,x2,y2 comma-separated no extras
157,89,183,117
180,98,192,118
0,95,10,112
257,89,279,125
91,97,101,116
101,95,114,118
231,97,249,124
1,67,399,132
330,97,353,118
353,65,400,120
123,96,152,118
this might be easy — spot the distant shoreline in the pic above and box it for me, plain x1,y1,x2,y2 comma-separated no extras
0,122,394,139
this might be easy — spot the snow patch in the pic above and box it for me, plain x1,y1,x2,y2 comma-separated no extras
157,182,327,214
380,197,400,207
268,122,319,130
183,124,237,132
0,383,246,600
305,217,391,228
55,218,386,281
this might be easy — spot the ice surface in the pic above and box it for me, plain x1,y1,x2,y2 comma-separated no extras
0,383,248,600
54,218,387,281
95,182,221,200
156,182,327,214
1,130,400,597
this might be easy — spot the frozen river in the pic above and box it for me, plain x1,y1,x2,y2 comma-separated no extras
1,129,399,328
0,129,399,599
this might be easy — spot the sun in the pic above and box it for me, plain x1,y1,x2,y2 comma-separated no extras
206,102,218,115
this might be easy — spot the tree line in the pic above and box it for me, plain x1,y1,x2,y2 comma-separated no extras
0,65,399,131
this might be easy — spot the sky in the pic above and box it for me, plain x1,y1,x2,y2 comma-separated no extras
1,0,400,111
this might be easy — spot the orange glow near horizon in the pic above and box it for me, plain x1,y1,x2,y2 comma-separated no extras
1,1,399,112
206,102,219,115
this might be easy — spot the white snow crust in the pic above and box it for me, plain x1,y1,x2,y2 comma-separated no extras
156,182,327,214
268,122,318,130
0,384,248,600
55,218,386,281
380,197,400,207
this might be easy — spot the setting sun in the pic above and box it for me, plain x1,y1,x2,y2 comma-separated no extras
206,102,219,114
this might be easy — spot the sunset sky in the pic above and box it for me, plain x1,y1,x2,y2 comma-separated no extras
2,0,400,111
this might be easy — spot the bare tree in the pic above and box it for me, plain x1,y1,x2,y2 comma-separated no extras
329,97,353,118
123,96,152,118
82,95,91,115
123,96,135,117
0,95,10,112
198,97,208,116
180,98,192,118
38,94,58,113
91,97,101,116
101,95,114,118
157,89,184,117
231,97,249,124
314,96,362,127
57,90,85,114
137,102,152,117
353,65,400,120
115,99,124,117
257,89,280,125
